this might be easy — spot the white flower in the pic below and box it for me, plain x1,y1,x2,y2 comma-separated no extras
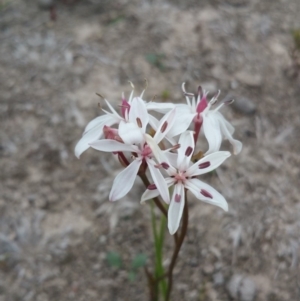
177,83,242,155
142,131,231,235
89,102,178,203
74,90,175,158
74,93,131,159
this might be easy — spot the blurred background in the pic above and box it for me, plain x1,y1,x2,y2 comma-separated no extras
0,0,300,300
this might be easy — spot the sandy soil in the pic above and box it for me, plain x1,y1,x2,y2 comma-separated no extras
0,0,300,300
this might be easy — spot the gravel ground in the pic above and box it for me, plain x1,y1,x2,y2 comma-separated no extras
0,0,300,300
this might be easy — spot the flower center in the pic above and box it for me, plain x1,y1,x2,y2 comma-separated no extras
174,171,186,183
141,144,152,158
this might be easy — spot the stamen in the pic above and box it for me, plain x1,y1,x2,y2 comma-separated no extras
198,85,203,98
224,98,234,105
181,82,194,97
175,194,181,203
185,146,193,156
161,121,168,133
128,81,135,89
136,117,142,128
210,90,221,105
148,184,157,190
95,92,104,98
184,92,195,97
200,189,213,199
198,161,211,169
213,103,225,112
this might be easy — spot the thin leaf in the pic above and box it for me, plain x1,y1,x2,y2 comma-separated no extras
128,271,136,282
106,251,122,268
131,253,147,270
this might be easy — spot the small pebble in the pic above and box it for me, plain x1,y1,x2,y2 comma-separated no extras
203,264,214,275
227,274,257,301
213,272,224,286
231,96,257,115
0,234,20,268
38,0,55,9
235,71,262,87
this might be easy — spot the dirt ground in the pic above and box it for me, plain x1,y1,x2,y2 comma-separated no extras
1,0,300,300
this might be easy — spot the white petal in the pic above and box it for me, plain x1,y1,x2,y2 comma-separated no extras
141,189,161,203
176,103,193,114
118,121,144,145
109,159,142,201
164,152,178,167
154,108,177,144
167,112,195,138
177,131,194,171
145,135,168,163
145,135,176,175
147,159,170,204
141,177,174,203
214,111,234,135
75,117,116,158
202,112,222,155
168,183,185,235
231,139,242,155
185,178,228,211
186,151,231,177
148,114,159,131
83,114,118,134
128,97,149,132
89,139,138,153
218,117,242,155
146,102,175,113
149,114,177,145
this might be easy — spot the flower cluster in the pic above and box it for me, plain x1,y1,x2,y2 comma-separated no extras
75,83,242,234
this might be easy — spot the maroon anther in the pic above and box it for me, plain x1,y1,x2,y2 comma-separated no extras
148,184,157,190
161,162,170,170
185,146,193,156
175,194,181,203
224,98,234,105
200,189,213,199
210,90,220,105
198,161,211,169
160,121,168,133
136,117,142,128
